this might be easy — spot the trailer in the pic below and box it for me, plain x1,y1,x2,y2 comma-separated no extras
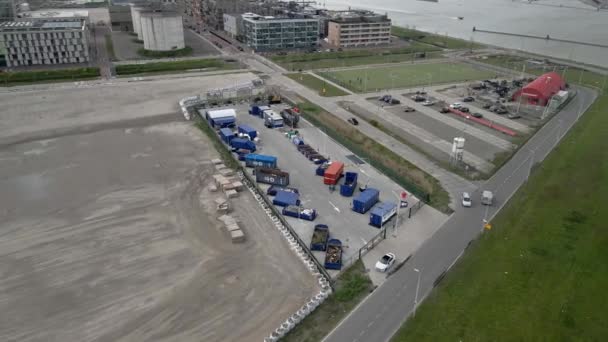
244,153,277,168
272,190,300,207
324,162,344,185
266,185,299,196
230,138,256,152
237,124,258,140
352,188,380,214
339,172,358,197
310,224,329,251
369,201,397,228
283,205,317,221
255,167,290,186
281,108,300,128
324,239,343,270
206,108,236,128
481,190,494,205
219,128,235,144
263,109,284,128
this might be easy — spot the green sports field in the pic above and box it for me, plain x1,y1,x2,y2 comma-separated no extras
318,62,495,93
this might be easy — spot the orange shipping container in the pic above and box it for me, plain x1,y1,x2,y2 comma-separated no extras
324,162,344,185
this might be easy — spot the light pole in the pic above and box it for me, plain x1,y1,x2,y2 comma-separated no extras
413,268,421,317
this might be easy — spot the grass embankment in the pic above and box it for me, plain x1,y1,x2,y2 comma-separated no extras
271,43,442,70
115,58,237,75
0,67,100,86
319,62,494,92
392,26,483,50
137,46,193,58
286,73,349,97
282,260,373,342
297,100,450,213
105,33,117,61
392,70,608,340
195,120,239,169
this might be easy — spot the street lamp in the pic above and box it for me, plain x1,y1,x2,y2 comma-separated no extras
413,268,421,317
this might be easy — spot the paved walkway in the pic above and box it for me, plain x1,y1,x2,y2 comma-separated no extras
362,205,449,287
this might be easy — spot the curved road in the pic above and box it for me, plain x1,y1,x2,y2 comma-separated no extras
323,86,597,342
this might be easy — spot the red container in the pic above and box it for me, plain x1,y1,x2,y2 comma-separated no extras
324,162,344,185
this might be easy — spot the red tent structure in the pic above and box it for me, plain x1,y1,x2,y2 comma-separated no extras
512,72,566,106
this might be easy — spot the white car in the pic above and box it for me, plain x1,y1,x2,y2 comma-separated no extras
422,100,435,106
450,102,462,109
462,192,472,207
375,253,396,272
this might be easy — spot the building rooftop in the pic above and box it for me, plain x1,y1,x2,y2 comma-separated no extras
242,12,318,22
18,9,89,19
327,10,389,23
0,19,86,31
140,10,181,18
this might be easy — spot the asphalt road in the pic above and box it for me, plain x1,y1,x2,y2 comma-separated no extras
323,86,598,342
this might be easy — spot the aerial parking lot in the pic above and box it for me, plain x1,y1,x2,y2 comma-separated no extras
0,76,317,342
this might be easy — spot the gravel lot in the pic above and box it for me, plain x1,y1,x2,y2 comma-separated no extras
0,75,316,342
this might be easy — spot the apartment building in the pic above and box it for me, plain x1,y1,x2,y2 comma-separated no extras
242,13,318,51
0,19,89,67
327,10,391,48
0,0,15,22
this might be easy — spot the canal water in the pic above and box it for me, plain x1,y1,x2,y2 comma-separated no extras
322,0,608,68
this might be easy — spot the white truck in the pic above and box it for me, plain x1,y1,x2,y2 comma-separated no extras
481,190,494,206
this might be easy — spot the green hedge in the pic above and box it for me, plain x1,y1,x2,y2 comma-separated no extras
0,67,100,86
115,58,231,75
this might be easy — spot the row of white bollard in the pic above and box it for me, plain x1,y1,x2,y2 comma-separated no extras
237,171,332,342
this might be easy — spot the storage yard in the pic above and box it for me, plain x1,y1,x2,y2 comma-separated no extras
197,103,422,275
0,75,318,342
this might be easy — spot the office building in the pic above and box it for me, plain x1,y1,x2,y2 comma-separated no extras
1,0,15,22
0,19,90,67
242,13,318,51
327,10,391,48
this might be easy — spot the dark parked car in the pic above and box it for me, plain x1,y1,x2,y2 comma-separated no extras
472,112,483,118
440,107,450,113
460,107,470,113
348,117,359,125
507,113,521,119
404,106,416,112
412,95,426,102
496,108,508,115
463,96,475,102
390,98,401,105
482,103,492,109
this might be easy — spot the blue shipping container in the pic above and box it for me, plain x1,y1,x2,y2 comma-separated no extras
324,239,342,270
238,124,258,139
283,206,317,221
352,188,380,214
211,116,236,128
340,172,358,197
272,190,300,207
369,202,398,228
219,128,235,143
230,138,256,152
244,153,277,168
310,224,329,251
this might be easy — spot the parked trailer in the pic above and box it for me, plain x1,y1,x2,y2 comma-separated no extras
324,239,343,270
219,128,235,144
310,224,329,251
267,185,299,196
272,190,300,207
237,124,258,140
324,161,344,185
283,205,317,221
244,153,277,168
281,108,300,128
340,172,358,197
369,201,397,228
352,188,380,214
255,167,289,186
263,109,284,128
230,138,256,152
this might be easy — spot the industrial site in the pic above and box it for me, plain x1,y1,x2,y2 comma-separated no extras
0,0,606,341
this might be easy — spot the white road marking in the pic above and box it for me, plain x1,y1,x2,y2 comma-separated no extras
367,321,374,328
328,201,341,213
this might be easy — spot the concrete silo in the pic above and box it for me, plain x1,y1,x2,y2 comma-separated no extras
140,11,184,51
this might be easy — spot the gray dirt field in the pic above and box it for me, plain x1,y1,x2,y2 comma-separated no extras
0,77,316,342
